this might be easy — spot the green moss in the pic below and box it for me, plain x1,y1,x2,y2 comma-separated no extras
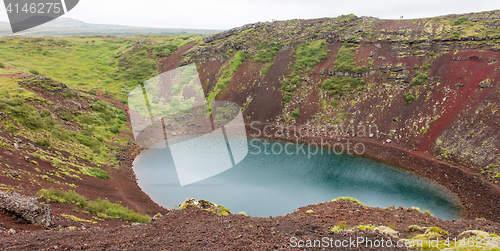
331,197,369,207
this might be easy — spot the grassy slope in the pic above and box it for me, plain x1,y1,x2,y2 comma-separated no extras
0,34,199,224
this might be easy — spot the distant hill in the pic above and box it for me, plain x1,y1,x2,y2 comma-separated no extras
0,18,222,36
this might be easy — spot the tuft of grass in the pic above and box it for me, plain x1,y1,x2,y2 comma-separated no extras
35,138,51,147
405,91,415,104
331,222,348,232
291,109,300,118
86,199,150,223
410,72,428,86
90,167,109,179
37,188,87,207
60,213,97,223
331,197,369,207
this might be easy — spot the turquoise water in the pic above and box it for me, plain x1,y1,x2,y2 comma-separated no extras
132,137,462,220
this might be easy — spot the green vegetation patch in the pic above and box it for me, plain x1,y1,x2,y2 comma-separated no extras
331,222,349,232
37,189,150,223
333,43,368,74
410,72,428,86
179,198,231,216
208,50,250,101
153,44,178,57
331,197,369,207
452,16,468,26
254,41,282,63
405,91,415,104
293,39,329,73
321,76,365,98
280,40,330,103
89,167,109,179
0,35,198,102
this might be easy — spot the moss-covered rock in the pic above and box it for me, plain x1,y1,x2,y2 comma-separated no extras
375,226,399,238
179,198,231,216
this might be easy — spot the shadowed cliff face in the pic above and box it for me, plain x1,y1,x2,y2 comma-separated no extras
160,10,500,179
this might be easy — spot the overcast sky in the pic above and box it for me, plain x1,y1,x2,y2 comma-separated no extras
1,0,500,30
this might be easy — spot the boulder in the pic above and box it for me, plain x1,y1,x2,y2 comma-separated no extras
6,170,20,179
0,191,53,228
28,142,37,150
375,226,399,238
479,79,491,88
151,213,162,221
179,198,230,216
391,66,406,72
457,230,490,239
